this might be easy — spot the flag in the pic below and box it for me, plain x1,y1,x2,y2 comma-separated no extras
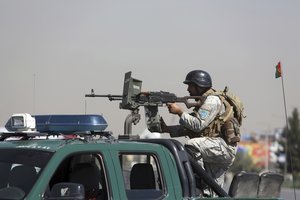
275,62,282,78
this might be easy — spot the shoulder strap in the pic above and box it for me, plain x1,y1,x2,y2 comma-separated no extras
203,88,234,123
202,88,216,97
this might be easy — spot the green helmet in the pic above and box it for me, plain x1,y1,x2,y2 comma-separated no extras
183,70,212,88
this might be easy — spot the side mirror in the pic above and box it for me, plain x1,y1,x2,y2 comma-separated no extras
46,182,85,200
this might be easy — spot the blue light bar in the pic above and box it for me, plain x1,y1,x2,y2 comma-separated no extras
34,115,108,133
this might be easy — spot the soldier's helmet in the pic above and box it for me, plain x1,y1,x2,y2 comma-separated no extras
183,70,212,88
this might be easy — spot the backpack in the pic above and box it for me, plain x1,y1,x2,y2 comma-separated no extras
207,87,245,144
217,86,245,126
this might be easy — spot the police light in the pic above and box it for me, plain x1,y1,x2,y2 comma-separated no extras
11,113,36,131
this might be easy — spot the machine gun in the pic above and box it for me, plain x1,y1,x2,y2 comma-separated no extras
85,72,205,136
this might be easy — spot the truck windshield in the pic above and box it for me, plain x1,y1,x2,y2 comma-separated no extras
0,149,53,199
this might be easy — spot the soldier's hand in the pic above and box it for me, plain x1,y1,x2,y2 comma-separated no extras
167,103,183,116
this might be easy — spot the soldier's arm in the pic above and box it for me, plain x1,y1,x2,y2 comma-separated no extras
179,96,222,132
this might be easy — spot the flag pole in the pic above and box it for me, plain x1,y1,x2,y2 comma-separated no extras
278,62,297,200
279,67,289,176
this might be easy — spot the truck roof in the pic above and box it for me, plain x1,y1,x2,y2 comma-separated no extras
0,138,85,152
0,135,167,152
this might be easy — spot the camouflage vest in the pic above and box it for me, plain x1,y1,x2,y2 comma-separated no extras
191,88,243,145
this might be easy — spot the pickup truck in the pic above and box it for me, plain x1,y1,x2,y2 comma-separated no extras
0,114,283,200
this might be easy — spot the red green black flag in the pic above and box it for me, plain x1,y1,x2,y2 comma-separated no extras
275,62,282,78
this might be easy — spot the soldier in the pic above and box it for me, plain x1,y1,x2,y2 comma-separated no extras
161,70,240,196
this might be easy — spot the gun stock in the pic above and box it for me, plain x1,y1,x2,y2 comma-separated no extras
175,96,206,108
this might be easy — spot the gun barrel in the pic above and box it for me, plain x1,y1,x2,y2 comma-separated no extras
85,94,123,101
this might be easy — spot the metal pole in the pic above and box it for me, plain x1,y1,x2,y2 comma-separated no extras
33,73,36,115
279,63,297,200
85,100,87,115
280,70,288,176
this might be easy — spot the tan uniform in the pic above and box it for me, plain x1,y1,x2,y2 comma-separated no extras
168,91,237,196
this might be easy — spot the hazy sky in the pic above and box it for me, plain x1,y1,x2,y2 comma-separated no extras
1,1,299,136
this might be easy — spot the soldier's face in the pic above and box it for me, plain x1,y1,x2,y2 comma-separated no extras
187,84,206,96
187,84,198,96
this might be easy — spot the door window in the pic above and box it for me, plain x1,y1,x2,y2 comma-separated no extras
119,153,165,200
